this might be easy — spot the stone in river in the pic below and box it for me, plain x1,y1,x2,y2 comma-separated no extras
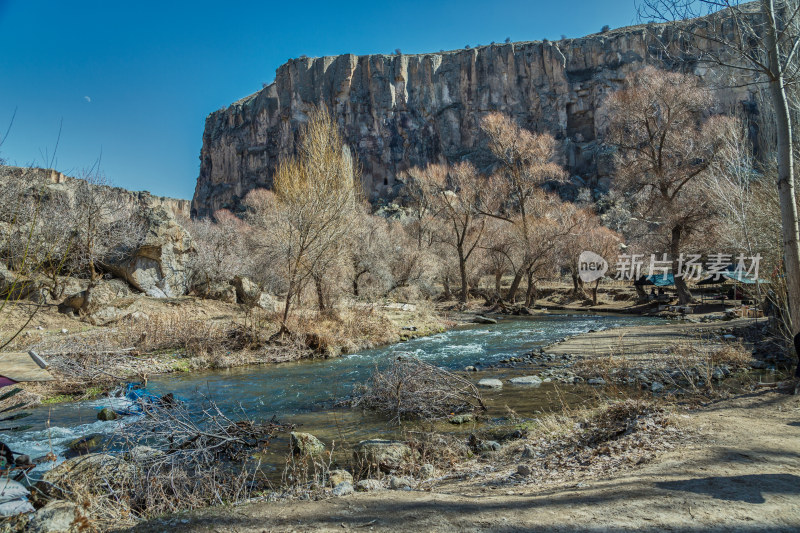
509,376,542,386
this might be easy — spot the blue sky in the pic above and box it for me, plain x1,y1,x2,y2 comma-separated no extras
0,0,639,200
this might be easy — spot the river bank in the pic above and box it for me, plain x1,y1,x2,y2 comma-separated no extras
0,297,463,407
130,388,800,533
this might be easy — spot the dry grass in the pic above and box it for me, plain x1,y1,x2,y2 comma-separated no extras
285,306,397,356
480,399,683,489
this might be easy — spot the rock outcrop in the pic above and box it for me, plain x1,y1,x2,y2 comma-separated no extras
0,165,193,298
192,9,761,217
108,202,193,297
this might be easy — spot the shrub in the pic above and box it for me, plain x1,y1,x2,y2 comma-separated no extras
353,356,486,423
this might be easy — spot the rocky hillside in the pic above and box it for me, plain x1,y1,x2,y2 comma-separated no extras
192,7,762,217
0,165,193,300
1,166,190,219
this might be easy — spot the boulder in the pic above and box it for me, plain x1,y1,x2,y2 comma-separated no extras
201,281,237,303
25,501,79,533
256,292,279,312
289,432,325,456
473,315,498,325
389,476,413,490
88,305,135,326
109,204,193,298
328,469,353,488
353,440,414,473
233,276,261,306
477,378,503,389
60,278,133,317
96,408,117,421
232,276,278,311
332,481,354,497
63,434,105,459
355,479,384,492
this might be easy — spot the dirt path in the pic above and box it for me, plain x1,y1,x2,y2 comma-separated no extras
545,317,764,359
133,390,800,532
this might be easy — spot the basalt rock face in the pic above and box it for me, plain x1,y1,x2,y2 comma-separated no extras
192,11,760,218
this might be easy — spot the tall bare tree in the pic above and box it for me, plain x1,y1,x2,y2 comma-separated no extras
480,112,567,301
408,162,486,304
245,107,359,331
607,66,734,304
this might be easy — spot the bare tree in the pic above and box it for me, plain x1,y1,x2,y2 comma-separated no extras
245,107,359,332
69,168,145,283
407,162,486,304
636,0,800,361
185,209,252,294
480,112,567,301
607,66,734,303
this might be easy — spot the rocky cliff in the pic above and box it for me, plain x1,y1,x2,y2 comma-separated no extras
192,9,760,217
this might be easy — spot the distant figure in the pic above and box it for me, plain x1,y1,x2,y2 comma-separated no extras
649,288,656,299
658,288,665,296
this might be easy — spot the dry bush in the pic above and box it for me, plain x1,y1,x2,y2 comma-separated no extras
281,443,336,496
353,356,486,424
35,398,291,529
493,399,679,488
403,430,471,473
575,399,668,448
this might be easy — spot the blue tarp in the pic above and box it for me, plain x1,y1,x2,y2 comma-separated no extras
645,273,675,287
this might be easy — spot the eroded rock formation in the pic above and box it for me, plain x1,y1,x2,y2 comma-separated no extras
192,10,762,217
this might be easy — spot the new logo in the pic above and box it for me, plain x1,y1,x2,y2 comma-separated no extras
578,251,608,283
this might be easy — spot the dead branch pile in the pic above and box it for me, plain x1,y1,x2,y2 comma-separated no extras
352,356,486,423
34,397,292,528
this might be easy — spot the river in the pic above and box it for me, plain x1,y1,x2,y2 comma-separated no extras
3,312,665,471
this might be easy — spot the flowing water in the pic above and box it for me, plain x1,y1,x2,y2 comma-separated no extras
4,312,665,471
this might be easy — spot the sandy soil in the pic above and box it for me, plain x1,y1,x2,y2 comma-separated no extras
132,389,800,532
545,317,765,359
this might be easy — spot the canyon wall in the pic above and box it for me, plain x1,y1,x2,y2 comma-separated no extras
192,10,760,217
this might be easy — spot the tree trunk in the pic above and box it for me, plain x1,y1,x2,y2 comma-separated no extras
525,270,536,308
495,270,502,295
279,282,292,335
458,245,468,304
314,277,326,311
592,279,600,306
571,272,585,297
671,225,693,304
765,0,800,343
506,268,524,303
442,275,452,300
